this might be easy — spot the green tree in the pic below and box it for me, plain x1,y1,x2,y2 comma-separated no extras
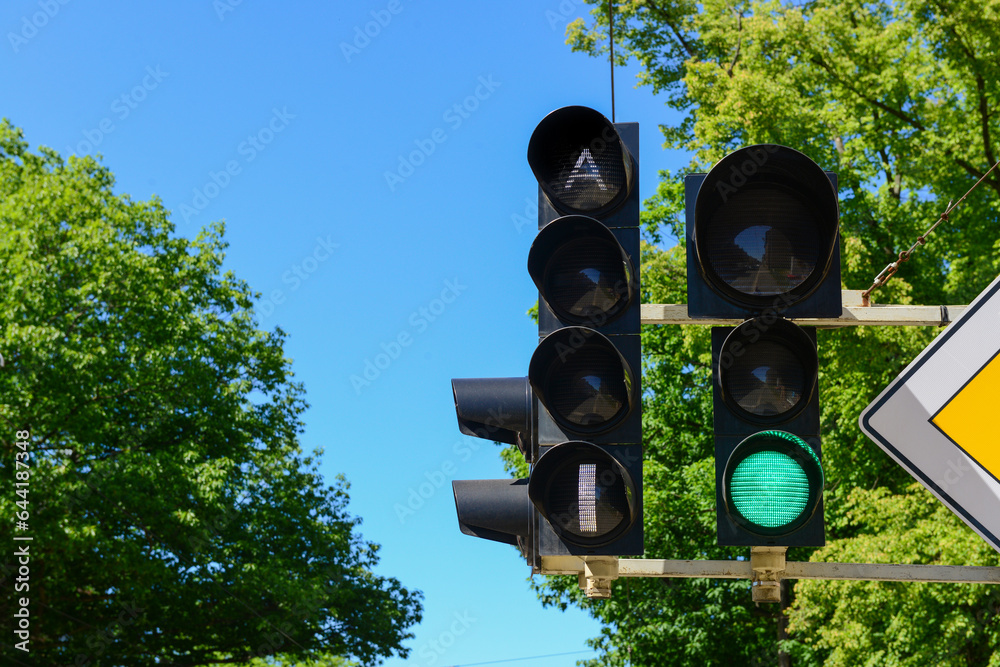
0,120,422,666
509,1,1000,664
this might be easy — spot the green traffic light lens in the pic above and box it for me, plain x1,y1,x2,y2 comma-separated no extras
723,430,823,536
730,450,810,528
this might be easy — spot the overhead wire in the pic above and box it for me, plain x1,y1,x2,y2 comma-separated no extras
450,649,594,666
861,158,1000,305
609,0,616,122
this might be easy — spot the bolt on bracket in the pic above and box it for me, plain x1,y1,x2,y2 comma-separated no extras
577,556,619,599
750,547,787,603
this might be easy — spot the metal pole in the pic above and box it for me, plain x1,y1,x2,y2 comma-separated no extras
641,291,966,327
613,559,1000,584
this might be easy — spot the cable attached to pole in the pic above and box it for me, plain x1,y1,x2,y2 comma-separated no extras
861,158,1000,305
609,0,615,122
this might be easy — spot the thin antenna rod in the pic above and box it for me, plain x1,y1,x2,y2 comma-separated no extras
609,0,615,122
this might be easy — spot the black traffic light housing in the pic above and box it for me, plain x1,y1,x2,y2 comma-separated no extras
453,478,533,548
527,105,635,220
450,105,644,566
711,319,825,546
525,106,643,557
451,378,537,563
687,145,836,547
527,215,639,337
452,377,532,455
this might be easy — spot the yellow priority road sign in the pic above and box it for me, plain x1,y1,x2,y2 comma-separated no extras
860,274,1000,553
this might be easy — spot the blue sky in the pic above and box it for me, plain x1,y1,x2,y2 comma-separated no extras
1,2,690,665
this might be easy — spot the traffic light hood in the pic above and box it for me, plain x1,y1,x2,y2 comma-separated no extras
528,326,638,436
452,377,531,451
527,105,635,217
453,478,532,548
691,144,840,314
528,441,639,548
527,215,636,328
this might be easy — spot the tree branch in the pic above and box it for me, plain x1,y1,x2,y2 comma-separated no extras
810,55,927,132
726,12,743,78
645,0,698,59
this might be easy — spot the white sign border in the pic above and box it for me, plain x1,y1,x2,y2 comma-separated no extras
860,274,1000,553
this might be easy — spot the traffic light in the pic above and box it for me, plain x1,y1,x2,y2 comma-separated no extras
526,106,642,557
451,105,643,564
686,145,837,547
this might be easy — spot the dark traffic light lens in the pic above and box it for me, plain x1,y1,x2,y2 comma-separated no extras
528,215,636,327
549,347,628,427
527,106,634,215
727,340,805,418
539,144,627,213
528,442,638,547
705,187,819,297
723,430,823,536
693,145,839,310
545,237,628,322
547,460,629,538
718,317,817,423
529,328,636,433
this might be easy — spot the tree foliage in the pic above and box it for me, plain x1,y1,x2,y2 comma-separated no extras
513,1,1000,664
0,120,422,666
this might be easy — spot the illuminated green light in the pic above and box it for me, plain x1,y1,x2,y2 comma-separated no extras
730,450,809,528
724,430,823,535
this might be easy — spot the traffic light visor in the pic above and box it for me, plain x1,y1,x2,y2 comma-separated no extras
717,317,817,424
529,327,636,434
723,431,823,536
452,377,531,449
694,145,838,309
528,215,635,326
527,106,634,216
528,442,638,547
453,478,531,547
